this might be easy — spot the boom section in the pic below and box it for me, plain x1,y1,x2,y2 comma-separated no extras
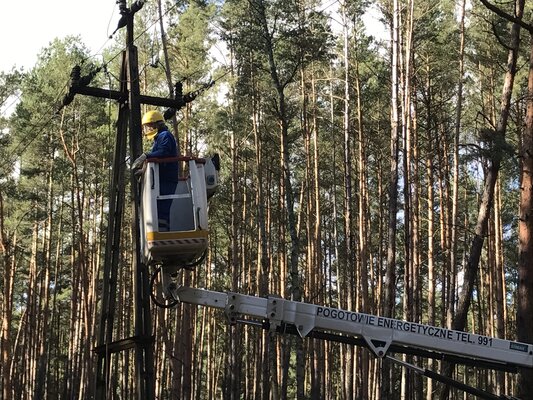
176,286,533,369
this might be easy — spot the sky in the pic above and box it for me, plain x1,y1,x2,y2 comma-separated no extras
1,0,387,74
0,0,120,73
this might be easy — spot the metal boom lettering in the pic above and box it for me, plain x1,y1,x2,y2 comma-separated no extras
316,307,485,345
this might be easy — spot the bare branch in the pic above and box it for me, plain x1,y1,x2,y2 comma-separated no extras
492,21,513,50
479,0,533,33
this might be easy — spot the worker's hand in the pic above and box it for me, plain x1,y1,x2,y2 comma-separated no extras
132,153,147,169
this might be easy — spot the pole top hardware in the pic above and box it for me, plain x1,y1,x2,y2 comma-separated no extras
111,0,145,38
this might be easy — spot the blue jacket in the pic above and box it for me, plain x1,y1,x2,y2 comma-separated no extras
146,128,179,183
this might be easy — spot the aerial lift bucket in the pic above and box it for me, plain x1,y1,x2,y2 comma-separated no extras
138,155,219,303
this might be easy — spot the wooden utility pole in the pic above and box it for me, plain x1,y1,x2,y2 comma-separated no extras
60,1,194,399
95,1,154,398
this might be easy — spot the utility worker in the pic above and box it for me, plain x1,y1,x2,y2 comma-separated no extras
132,110,180,231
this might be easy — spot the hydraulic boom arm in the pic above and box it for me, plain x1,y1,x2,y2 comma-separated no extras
175,286,533,372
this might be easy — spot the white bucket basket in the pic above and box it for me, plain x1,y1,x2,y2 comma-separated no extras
139,156,214,266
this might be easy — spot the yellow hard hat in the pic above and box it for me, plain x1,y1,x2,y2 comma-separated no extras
142,110,164,125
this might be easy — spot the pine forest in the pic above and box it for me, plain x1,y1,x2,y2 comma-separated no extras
1,0,533,399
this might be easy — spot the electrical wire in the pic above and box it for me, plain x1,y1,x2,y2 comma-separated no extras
318,0,342,14
73,1,118,69
49,0,179,96
105,2,117,43
2,79,71,172
0,92,22,116
100,1,180,74
1,32,114,162
2,0,205,171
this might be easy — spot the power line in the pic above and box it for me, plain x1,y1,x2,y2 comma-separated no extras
0,92,22,116
100,1,180,74
3,0,194,173
0,80,70,172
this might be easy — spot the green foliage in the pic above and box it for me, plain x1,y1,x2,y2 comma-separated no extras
166,1,216,81
3,0,532,397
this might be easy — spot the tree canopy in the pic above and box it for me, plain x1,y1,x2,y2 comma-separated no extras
1,0,533,399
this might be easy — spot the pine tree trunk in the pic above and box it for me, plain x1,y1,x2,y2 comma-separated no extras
493,182,506,393
439,1,524,397
383,0,400,395
453,0,522,334
229,94,242,400
34,156,55,398
156,0,180,153
251,1,303,398
352,39,371,399
517,32,533,398
426,121,436,400
311,67,324,400
401,2,415,396
0,191,14,400
449,0,467,333
340,5,355,398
